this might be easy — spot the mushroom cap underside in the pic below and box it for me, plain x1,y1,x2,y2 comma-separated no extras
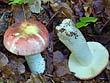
68,42,109,80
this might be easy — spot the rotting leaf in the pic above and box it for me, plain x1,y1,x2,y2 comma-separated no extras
0,12,9,34
0,77,15,83
26,74,45,83
107,62,110,71
50,2,73,18
1,66,15,79
29,0,42,13
12,5,31,22
53,51,70,77
52,77,64,83
92,0,105,16
6,80,15,83
9,0,43,13
0,52,9,67
7,60,25,74
73,2,83,16
0,77,5,83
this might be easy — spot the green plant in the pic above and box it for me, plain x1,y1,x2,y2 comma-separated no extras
8,0,42,13
75,17,98,28
9,0,37,4
9,0,27,4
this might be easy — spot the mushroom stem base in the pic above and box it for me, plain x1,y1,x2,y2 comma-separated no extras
68,42,109,79
25,53,45,74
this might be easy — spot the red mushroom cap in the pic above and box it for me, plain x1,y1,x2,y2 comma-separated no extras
3,20,49,56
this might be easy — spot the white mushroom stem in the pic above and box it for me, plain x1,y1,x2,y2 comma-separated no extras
56,19,93,66
56,19,109,79
25,53,45,74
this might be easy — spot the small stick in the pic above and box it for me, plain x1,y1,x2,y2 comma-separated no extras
99,20,110,32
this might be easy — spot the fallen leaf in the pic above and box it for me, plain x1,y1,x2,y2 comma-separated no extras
53,51,70,77
0,52,8,67
92,0,105,16
7,60,25,74
12,5,31,22
29,0,42,13
1,66,15,79
26,74,45,83
83,3,92,17
50,2,73,18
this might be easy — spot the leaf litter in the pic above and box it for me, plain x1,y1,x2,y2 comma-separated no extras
0,0,110,82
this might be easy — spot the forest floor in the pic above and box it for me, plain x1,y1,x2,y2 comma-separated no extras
0,0,110,83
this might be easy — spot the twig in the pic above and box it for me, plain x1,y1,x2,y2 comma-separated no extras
46,10,60,27
99,20,110,32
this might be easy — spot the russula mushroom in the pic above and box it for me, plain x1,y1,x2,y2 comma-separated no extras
56,19,109,80
3,20,49,74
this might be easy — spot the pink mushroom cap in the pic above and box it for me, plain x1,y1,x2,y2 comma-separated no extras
3,20,49,56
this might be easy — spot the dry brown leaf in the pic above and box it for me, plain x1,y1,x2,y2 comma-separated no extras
0,77,16,83
26,74,45,83
50,2,73,18
83,3,92,17
1,66,15,78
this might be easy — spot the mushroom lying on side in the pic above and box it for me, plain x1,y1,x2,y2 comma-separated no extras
3,20,49,74
56,19,109,80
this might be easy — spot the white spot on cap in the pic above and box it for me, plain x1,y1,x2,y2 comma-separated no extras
9,37,20,53
36,34,45,46
14,33,20,36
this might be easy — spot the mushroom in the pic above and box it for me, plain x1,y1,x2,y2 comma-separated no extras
3,20,49,74
56,19,109,80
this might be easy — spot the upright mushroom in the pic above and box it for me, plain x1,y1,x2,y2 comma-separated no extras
3,20,49,74
56,19,109,80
